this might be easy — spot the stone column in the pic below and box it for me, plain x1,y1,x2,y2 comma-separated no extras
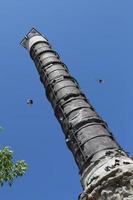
21,28,133,200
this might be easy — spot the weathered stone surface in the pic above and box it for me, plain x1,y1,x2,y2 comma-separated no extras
79,153,133,200
21,28,133,200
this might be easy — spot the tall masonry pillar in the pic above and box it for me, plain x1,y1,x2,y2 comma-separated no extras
21,28,133,200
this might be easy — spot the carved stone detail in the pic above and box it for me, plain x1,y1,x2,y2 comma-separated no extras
79,153,133,200
101,179,133,200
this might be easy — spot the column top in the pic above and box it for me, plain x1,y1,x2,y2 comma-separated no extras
20,28,48,51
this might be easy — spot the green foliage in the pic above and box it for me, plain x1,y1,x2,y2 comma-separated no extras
0,147,28,187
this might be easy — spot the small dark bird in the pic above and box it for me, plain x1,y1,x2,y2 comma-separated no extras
27,99,33,106
98,79,104,84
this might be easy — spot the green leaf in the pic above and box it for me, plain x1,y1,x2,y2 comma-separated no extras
0,147,28,187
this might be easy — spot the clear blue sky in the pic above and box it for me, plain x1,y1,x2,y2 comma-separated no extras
0,0,133,199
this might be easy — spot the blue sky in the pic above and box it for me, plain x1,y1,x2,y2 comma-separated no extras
0,0,133,199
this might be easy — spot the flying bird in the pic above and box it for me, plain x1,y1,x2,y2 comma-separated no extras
98,79,105,84
27,99,33,106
